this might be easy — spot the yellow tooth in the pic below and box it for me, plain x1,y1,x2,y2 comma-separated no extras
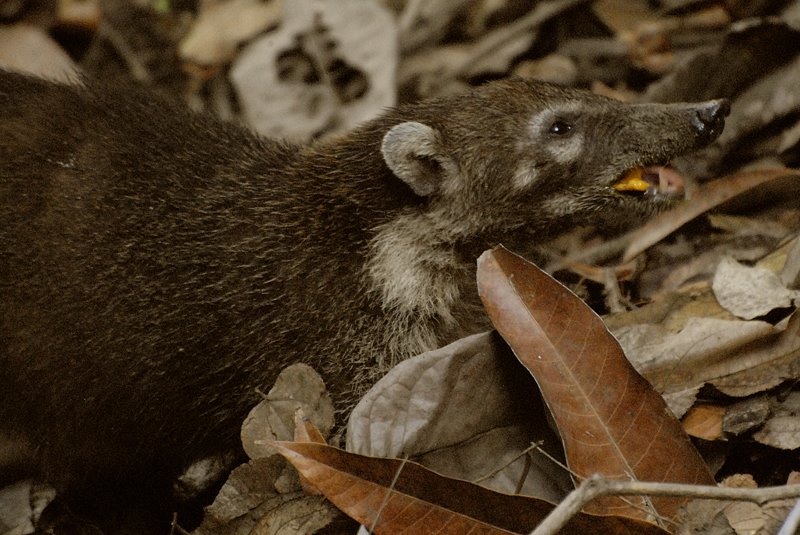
613,167,649,192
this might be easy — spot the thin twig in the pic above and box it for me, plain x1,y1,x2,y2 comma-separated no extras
474,441,543,484
530,474,800,535
777,496,800,535
369,456,408,533
97,22,152,84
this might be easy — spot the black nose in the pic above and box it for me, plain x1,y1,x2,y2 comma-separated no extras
691,99,730,144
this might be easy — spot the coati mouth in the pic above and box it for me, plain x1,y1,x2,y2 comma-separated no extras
611,166,683,200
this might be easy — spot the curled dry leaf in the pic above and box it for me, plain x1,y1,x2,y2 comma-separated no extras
712,256,798,320
193,456,338,535
241,363,334,461
477,246,714,522
273,441,670,535
753,391,800,450
346,331,570,501
682,404,725,441
614,313,800,415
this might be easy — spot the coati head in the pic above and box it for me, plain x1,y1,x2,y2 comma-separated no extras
380,78,728,240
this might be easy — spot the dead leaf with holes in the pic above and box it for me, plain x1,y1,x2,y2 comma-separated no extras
230,0,396,140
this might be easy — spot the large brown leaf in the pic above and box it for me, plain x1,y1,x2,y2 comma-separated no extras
273,441,669,534
477,246,715,522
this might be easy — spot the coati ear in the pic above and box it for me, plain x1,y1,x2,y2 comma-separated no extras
381,121,444,197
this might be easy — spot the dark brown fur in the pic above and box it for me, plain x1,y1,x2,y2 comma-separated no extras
0,71,727,532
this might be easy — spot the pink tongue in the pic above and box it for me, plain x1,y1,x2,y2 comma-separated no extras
645,166,684,196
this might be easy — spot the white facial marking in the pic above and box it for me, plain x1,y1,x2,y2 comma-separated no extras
513,163,539,190
528,103,586,165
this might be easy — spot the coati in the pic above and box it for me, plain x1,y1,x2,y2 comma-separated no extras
0,71,728,532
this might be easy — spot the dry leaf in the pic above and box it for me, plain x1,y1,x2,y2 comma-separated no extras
782,236,800,289
0,24,79,83
179,0,282,66
712,256,798,320
724,501,764,534
230,0,396,140
753,392,800,450
346,331,570,501
477,246,714,522
273,441,670,534
615,314,800,413
683,404,725,441
722,397,770,436
241,363,334,461
193,456,338,535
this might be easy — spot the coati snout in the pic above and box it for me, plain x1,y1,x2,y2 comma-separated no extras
0,72,726,533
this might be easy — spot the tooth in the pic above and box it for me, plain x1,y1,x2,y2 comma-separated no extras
613,167,649,192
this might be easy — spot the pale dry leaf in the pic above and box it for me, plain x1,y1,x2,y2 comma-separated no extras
615,318,772,379
346,331,571,500
724,501,764,535
663,385,704,420
0,480,35,534
712,256,797,320
754,416,800,450
781,236,800,289
418,425,568,501
179,0,282,66
760,499,799,535
198,457,288,527
0,24,79,83
675,497,734,535
241,363,334,460
754,391,800,450
620,311,800,407
711,312,800,397
613,318,776,416
231,0,396,140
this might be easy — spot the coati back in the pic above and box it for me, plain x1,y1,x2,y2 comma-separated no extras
0,71,728,532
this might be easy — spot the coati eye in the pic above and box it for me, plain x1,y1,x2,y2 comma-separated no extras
548,120,572,135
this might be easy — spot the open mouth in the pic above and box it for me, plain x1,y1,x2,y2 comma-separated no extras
611,166,684,200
